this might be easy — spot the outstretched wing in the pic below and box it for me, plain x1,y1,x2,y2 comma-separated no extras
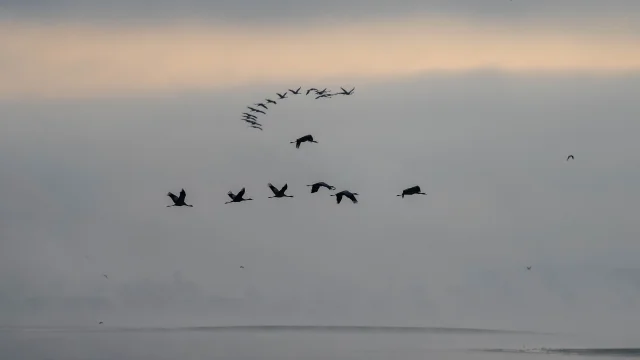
167,192,179,203
340,87,347,93
268,183,279,195
336,193,343,204
310,184,319,193
346,193,358,203
296,140,301,149
227,191,236,200
281,183,288,192
178,189,187,202
236,187,246,199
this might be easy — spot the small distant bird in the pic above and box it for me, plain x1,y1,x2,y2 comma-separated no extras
316,88,328,95
225,188,253,204
567,155,574,161
276,92,288,99
291,134,318,148
266,99,277,104
242,119,261,125
167,188,193,207
255,103,268,110
315,93,333,99
98,321,103,325
249,125,263,131
247,106,266,115
240,266,244,269
331,190,359,204
103,274,108,279
242,112,257,119
268,183,293,198
289,87,301,95
307,182,336,193
338,87,355,95
397,186,427,198
306,88,318,95
526,266,532,270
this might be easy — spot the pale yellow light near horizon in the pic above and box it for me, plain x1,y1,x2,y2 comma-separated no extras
1,16,640,98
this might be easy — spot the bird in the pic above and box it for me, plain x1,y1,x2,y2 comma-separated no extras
338,87,355,95
247,106,266,115
526,266,532,270
267,183,294,198
331,190,359,204
306,88,318,95
103,274,108,279
307,182,336,193
167,189,193,207
249,125,263,131
225,188,253,204
316,88,328,95
242,112,258,119
240,266,245,269
289,87,301,95
567,155,574,161
255,103,268,109
397,185,427,198
98,321,103,325
242,119,261,125
315,93,334,99
291,134,318,148
265,99,277,104
276,92,288,99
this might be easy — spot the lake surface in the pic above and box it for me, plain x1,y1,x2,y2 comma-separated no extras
1,325,638,360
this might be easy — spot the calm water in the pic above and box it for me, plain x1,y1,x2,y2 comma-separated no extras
1,326,638,360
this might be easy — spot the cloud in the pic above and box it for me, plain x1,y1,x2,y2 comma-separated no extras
1,16,640,98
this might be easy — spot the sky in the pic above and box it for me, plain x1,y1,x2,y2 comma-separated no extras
1,1,640,334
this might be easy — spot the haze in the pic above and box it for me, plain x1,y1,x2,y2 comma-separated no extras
1,0,640,337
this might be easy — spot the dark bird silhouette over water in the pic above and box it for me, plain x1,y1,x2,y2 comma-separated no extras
266,99,277,104
291,134,318,148
268,183,294,198
225,188,253,204
247,106,266,115
289,87,302,95
397,186,427,198
307,182,335,193
167,189,193,207
567,155,574,161
338,87,355,95
277,92,288,99
331,190,359,204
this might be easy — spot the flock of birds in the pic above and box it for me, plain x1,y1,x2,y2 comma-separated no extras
241,86,355,131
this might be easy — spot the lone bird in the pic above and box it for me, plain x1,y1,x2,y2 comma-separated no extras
266,99,277,104
331,190,359,204
247,106,266,115
307,182,336,193
276,92,288,99
103,274,108,279
289,87,302,95
526,266,532,270
167,189,193,207
397,186,427,198
291,134,318,148
240,266,244,269
338,87,355,95
268,183,294,198
567,155,574,161
98,321,103,325
225,188,253,204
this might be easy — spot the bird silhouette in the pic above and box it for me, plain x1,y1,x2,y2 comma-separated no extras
526,266,532,270
98,321,103,325
567,155,574,161
265,99,277,104
268,183,293,198
291,134,318,149
225,188,253,204
397,186,427,198
338,87,355,95
167,189,193,207
103,274,108,279
242,112,258,119
331,190,359,204
306,88,318,95
289,87,302,95
247,107,266,115
307,182,336,193
255,103,268,109
240,266,245,269
276,92,288,99
249,125,263,131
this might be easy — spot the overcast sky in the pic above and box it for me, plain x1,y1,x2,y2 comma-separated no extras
1,1,640,334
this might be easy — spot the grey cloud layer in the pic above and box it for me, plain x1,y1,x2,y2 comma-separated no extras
2,0,640,22
1,73,640,332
